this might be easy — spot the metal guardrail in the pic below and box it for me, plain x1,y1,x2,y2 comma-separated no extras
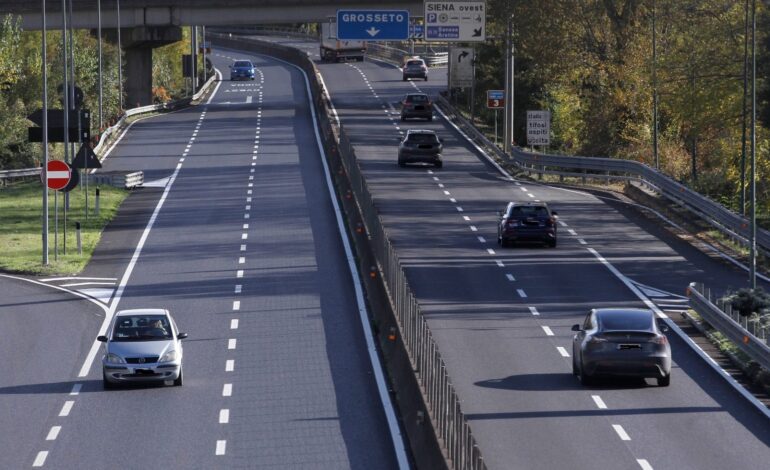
435,94,770,256
209,32,486,470
0,167,41,185
688,282,770,372
367,43,448,67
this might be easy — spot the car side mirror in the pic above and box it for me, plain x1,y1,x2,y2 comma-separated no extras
571,324,581,332
551,211,558,216
177,333,188,340
97,335,108,342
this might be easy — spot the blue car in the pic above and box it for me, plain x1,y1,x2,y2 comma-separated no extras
229,60,255,81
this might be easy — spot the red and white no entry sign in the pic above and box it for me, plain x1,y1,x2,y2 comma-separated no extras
43,160,72,191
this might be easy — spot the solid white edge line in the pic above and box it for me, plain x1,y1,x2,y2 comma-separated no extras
262,51,411,468
586,246,770,420
0,274,108,315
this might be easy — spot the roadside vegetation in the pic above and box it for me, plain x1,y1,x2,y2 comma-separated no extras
447,0,769,219
0,181,126,275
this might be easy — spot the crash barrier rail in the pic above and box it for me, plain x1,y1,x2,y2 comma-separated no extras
1,73,218,189
367,43,448,67
688,282,770,372
209,32,486,470
85,171,144,190
435,94,770,256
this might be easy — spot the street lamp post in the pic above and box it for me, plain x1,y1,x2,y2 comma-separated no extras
42,0,49,265
97,0,103,130
750,0,757,289
652,0,659,169
116,0,123,110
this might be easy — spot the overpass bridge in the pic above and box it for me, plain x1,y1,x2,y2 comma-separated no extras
0,1,420,106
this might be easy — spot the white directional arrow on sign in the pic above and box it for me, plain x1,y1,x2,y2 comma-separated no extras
366,27,380,37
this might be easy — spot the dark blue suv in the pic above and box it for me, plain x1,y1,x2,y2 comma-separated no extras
230,60,255,81
497,202,558,247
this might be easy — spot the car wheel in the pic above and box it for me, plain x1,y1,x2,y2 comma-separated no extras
572,357,579,376
657,374,670,387
400,116,406,121
398,160,406,167
402,76,407,81
428,116,433,121
549,239,557,248
500,238,509,248
103,371,115,390
174,367,183,386
578,360,593,385
434,161,443,169
424,76,428,81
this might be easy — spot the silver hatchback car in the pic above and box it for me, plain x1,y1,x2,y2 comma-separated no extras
98,309,187,389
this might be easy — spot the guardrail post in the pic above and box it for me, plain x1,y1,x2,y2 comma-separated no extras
95,187,100,216
75,221,82,255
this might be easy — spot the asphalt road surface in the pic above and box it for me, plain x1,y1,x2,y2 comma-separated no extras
259,36,770,470
1,50,400,469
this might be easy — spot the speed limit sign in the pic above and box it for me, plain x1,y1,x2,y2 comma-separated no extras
487,90,505,109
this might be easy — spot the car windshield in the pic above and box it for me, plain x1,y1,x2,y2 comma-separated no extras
406,95,429,103
112,315,173,341
407,133,439,143
510,206,548,217
233,61,252,68
597,311,653,331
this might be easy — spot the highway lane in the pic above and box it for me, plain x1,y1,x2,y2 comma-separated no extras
13,52,400,468
258,38,770,469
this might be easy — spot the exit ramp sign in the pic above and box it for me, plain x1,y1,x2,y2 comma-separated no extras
337,10,410,40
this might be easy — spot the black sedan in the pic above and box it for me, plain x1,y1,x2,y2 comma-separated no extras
497,202,558,247
400,93,433,121
397,130,443,168
572,308,672,386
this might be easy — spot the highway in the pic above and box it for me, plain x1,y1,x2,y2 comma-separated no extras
0,51,401,468
254,37,770,469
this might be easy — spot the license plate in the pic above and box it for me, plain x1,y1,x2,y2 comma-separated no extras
618,344,641,350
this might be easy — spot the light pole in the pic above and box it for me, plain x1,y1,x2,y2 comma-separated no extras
116,0,123,110
97,0,103,130
503,15,514,153
652,0,659,169
750,0,757,289
61,0,69,255
741,0,749,216
42,0,49,265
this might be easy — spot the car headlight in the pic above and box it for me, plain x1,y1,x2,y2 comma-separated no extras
106,353,126,364
159,350,178,363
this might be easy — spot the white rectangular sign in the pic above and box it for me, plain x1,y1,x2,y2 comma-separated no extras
424,1,486,42
449,47,474,88
527,110,551,146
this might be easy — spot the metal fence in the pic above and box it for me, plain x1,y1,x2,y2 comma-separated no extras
435,94,770,256
688,282,770,372
209,32,486,470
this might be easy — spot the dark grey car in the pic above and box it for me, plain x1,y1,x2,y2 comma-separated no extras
400,93,433,121
402,58,428,81
398,130,443,168
572,308,671,386
497,202,558,247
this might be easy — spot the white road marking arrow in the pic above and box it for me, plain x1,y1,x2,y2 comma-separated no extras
366,27,380,37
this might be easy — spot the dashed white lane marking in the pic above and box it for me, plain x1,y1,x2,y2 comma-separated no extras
568,229,577,235
470,225,478,232
246,197,252,202
578,239,587,245
225,360,235,372
238,257,245,264
527,193,535,198
232,301,240,311
433,176,439,181
591,395,608,409
241,233,248,240
219,409,230,424
230,319,239,330
244,214,250,219
637,459,654,470
517,289,527,298
528,306,539,315
236,270,243,278
438,183,445,188
612,424,631,441
59,401,74,417
234,285,242,294
223,383,233,397
521,187,528,192
216,440,227,455
449,198,457,203
463,216,471,221
242,224,249,229
228,339,237,350
443,190,450,195
542,326,554,336
559,220,568,227
506,274,515,281
46,426,61,441
477,236,486,243
496,260,505,267
486,248,495,255
557,346,570,357
69,384,82,395
32,451,48,467
457,207,464,212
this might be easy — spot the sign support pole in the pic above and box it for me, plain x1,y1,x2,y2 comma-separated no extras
470,47,476,123
61,0,69,255
494,109,498,145
42,0,49,265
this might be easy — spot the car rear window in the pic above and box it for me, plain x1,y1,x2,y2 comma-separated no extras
597,311,653,331
234,61,252,68
510,206,549,217
407,60,424,67
407,133,439,143
406,95,429,103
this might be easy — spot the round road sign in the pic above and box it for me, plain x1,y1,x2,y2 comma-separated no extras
43,160,72,191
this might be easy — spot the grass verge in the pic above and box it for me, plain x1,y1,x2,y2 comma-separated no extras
0,180,127,275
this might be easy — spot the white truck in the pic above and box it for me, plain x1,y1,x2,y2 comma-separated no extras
319,22,366,62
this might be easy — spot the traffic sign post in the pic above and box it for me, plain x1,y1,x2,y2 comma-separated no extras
425,1,486,42
337,10,410,40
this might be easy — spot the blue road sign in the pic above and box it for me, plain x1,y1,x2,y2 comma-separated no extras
337,10,410,40
409,24,424,39
489,90,504,100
